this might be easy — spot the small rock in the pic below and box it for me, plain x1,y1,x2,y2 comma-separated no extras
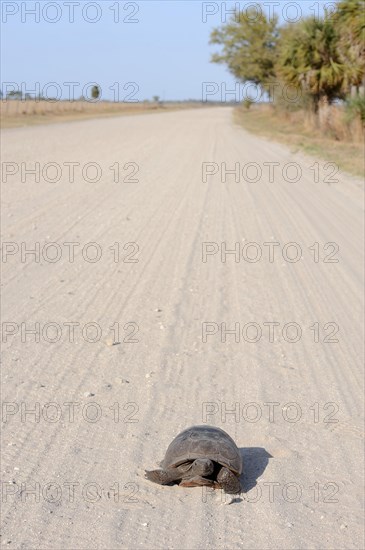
105,338,121,346
84,392,95,398
115,377,129,384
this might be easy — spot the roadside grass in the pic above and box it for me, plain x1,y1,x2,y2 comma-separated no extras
234,106,364,178
1,108,144,129
0,102,210,129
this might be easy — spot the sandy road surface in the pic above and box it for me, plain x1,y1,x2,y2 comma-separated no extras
1,108,364,549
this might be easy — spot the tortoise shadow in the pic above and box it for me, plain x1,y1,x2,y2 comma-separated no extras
239,447,272,493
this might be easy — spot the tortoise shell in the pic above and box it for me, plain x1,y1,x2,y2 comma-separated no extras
161,425,242,475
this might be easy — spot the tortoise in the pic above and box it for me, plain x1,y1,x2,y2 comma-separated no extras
145,425,243,493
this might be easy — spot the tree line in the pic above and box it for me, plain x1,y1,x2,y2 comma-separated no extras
210,0,365,121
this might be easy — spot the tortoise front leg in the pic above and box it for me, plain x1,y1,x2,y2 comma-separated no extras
145,461,203,486
145,468,181,485
217,467,241,494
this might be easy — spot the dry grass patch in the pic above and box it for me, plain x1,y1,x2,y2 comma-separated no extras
0,101,210,129
234,105,364,178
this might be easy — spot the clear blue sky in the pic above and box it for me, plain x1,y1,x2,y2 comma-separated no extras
1,1,331,101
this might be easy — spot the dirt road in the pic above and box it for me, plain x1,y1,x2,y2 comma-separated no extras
1,107,364,549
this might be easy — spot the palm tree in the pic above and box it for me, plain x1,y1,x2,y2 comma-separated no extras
278,16,347,116
334,0,365,94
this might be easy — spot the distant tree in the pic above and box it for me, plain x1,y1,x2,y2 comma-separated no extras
210,8,279,94
91,85,100,100
242,97,254,110
152,95,160,103
7,90,23,100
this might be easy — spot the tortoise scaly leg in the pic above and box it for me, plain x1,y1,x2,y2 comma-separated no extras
145,468,181,485
217,467,241,494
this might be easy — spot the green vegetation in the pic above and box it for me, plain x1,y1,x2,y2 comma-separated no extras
211,0,365,139
277,16,347,114
346,94,365,122
210,10,279,94
242,97,254,110
91,85,101,100
335,0,365,92
7,90,23,100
